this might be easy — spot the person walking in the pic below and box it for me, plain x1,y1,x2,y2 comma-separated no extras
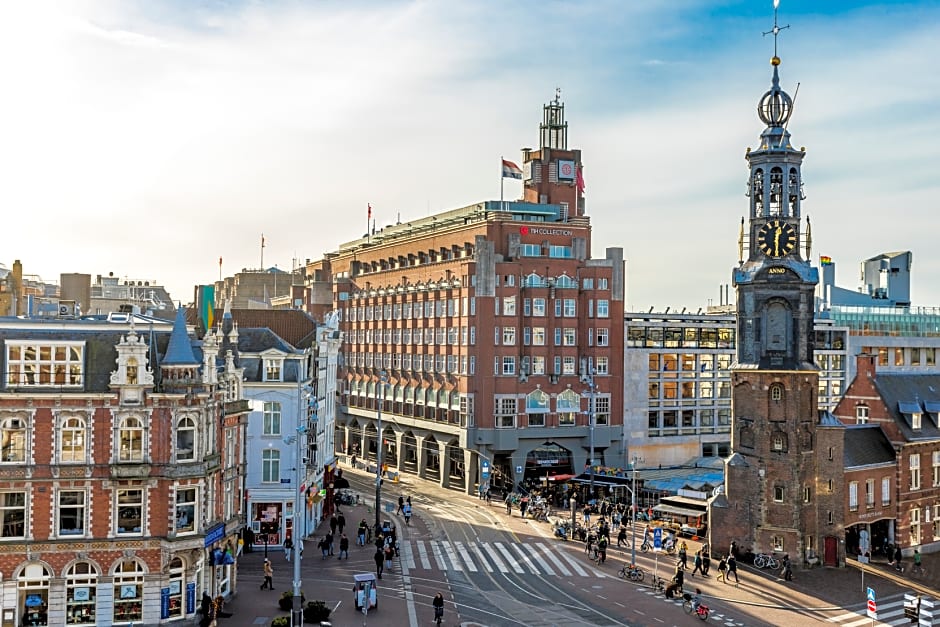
691,550,706,577
373,547,384,579
284,536,293,561
505,494,513,516
337,512,346,535
702,549,712,576
329,514,338,537
403,502,412,525
384,544,394,571
398,495,405,515
319,536,329,559
520,496,529,519
338,534,349,560
596,534,608,564
727,554,739,584
260,558,274,590
716,555,727,582
781,554,793,581
357,520,368,546
678,541,688,570
617,526,628,548
325,531,334,556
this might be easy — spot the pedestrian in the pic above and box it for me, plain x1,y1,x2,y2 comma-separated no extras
691,550,706,577
357,520,367,546
339,534,349,560
329,514,338,537
678,541,688,570
505,494,513,516
485,487,492,503
374,547,384,579
727,554,739,584
384,544,394,571
597,534,608,564
893,545,903,572
319,536,329,559
716,555,727,582
729,540,738,559
325,531,334,556
583,504,591,524
338,512,346,535
199,591,213,627
781,554,793,581
407,496,412,506
260,558,274,590
520,496,529,519
398,495,405,514
284,536,293,561
702,550,711,576
612,510,621,532
403,502,412,525
617,526,628,548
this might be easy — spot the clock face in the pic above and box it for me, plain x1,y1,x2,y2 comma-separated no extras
757,220,797,258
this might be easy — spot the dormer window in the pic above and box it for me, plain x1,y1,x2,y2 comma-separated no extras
913,412,922,430
856,405,869,424
264,358,283,382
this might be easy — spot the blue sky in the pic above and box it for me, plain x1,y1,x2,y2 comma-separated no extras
2,0,938,310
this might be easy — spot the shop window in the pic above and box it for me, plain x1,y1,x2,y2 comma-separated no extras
17,562,51,627
65,562,98,626
112,559,145,624
167,558,184,618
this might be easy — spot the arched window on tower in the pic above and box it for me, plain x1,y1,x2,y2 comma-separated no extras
770,384,784,402
788,168,800,215
752,169,764,215
769,167,784,216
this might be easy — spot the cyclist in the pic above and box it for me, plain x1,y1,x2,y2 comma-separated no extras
690,587,703,612
433,592,445,624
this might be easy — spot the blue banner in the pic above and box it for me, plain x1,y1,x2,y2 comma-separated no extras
205,522,226,547
161,587,170,619
186,583,196,615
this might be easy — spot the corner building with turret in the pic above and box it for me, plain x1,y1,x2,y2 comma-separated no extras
307,97,625,496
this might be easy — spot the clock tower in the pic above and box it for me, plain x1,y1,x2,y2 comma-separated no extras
709,6,844,568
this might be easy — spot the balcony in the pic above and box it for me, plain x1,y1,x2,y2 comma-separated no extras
224,399,251,416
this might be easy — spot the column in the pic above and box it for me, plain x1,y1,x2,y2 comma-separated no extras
358,423,368,467
394,431,405,471
437,441,450,489
342,425,351,455
415,435,427,480
464,449,479,496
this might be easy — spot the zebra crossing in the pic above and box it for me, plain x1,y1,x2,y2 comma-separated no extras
401,540,600,578
828,594,937,626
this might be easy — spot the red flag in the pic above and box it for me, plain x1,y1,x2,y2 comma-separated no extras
576,166,586,194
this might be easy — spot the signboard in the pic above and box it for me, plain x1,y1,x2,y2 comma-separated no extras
515,465,523,475
653,527,663,551
866,587,877,620
204,522,226,547
186,583,196,615
481,461,490,480
558,159,576,181
161,587,170,619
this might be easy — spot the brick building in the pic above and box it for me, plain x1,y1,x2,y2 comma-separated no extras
0,308,247,626
308,96,625,495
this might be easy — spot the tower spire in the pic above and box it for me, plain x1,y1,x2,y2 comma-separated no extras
763,0,790,62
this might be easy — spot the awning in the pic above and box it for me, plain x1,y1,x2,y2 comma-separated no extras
571,477,624,488
547,474,576,482
653,504,708,519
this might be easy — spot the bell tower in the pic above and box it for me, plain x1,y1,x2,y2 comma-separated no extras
710,3,842,568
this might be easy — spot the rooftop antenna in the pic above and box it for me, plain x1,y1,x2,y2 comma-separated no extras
554,86,562,105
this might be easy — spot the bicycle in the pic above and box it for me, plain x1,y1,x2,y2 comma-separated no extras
682,594,710,621
618,563,645,582
650,573,666,594
754,553,779,570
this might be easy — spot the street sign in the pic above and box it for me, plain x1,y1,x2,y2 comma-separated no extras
867,587,877,619
481,461,490,480
515,465,523,475
653,527,663,551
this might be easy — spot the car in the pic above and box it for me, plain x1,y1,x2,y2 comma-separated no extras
678,524,707,538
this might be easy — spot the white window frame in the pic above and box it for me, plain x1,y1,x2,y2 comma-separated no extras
175,487,197,535
596,356,609,375
59,415,88,463
856,405,869,424
117,416,145,462
596,328,609,346
0,491,27,538
115,488,144,536
262,401,282,436
911,454,922,490
58,489,87,537
882,476,891,505
263,358,284,382
848,481,858,511
176,416,197,462
597,300,610,318
0,416,28,463
5,341,85,387
262,449,281,483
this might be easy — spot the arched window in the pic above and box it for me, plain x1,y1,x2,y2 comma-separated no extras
769,167,784,215
770,384,784,402
555,275,577,289
17,562,51,627
557,389,580,426
112,559,145,624
526,390,550,414
752,168,764,214
0,416,27,463
524,273,543,288
176,416,196,461
118,416,144,462
60,416,86,463
65,561,98,626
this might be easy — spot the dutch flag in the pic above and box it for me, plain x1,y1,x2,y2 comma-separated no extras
501,159,523,180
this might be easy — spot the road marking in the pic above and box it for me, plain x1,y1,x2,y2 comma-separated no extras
527,543,556,576
415,540,431,570
486,544,510,573
471,543,494,572
441,540,463,571
557,550,590,577
454,541,478,572
494,542,526,574
430,540,446,570
401,541,416,570
508,543,540,575
535,542,571,576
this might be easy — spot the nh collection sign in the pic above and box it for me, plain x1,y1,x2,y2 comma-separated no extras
520,226,573,236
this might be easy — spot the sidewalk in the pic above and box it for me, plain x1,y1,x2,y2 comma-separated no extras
222,498,412,627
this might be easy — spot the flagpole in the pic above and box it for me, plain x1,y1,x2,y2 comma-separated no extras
260,234,265,270
500,156,505,210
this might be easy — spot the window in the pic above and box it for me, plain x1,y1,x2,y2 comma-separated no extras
928,348,936,366
60,416,87,463
166,558,184,618
772,433,785,451
856,405,869,424
112,560,145,624
583,278,594,289
882,477,891,505
596,356,609,375
262,449,280,483
594,396,610,425
911,508,922,545
913,413,922,430
802,486,811,503
848,482,858,511
531,356,545,375
263,358,283,382
911,454,921,490
596,328,609,346
563,299,576,317
557,389,580,426
5,341,84,386
495,397,516,429
563,328,576,346
771,535,784,552
502,327,516,345
263,401,282,436
175,487,197,533
563,356,576,375
770,384,783,401
176,416,196,462
58,490,86,536
549,245,572,258
895,347,905,366
117,416,144,462
0,416,27,462
116,489,143,535
520,244,541,257
532,327,546,346
935,506,940,540
501,356,516,375
503,297,517,315
0,491,26,538
597,300,609,318
533,298,546,316
66,561,98,626
598,278,608,290
934,451,940,487
773,485,785,503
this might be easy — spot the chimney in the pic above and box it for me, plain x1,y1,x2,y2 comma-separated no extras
856,352,877,380
12,260,24,316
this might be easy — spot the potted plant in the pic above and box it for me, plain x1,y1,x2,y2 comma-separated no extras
271,617,290,627
304,600,331,623
277,591,305,612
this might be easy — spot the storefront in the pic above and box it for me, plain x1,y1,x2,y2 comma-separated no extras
251,501,285,547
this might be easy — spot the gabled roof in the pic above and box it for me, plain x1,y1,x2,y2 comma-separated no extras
872,374,940,440
844,425,896,468
162,308,199,366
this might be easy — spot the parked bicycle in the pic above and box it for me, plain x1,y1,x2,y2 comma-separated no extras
618,563,645,582
650,573,666,594
754,553,779,569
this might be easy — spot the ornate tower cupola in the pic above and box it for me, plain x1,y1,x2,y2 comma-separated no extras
733,5,818,370
522,88,584,218
110,319,155,404
160,307,202,394
540,89,568,150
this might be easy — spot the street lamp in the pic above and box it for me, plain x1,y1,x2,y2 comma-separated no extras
584,369,597,500
374,371,388,532
291,381,313,627
630,455,641,567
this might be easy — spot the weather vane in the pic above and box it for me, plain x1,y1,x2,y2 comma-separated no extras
763,0,789,59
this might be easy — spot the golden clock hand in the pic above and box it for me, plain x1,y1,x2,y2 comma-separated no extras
774,227,782,256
